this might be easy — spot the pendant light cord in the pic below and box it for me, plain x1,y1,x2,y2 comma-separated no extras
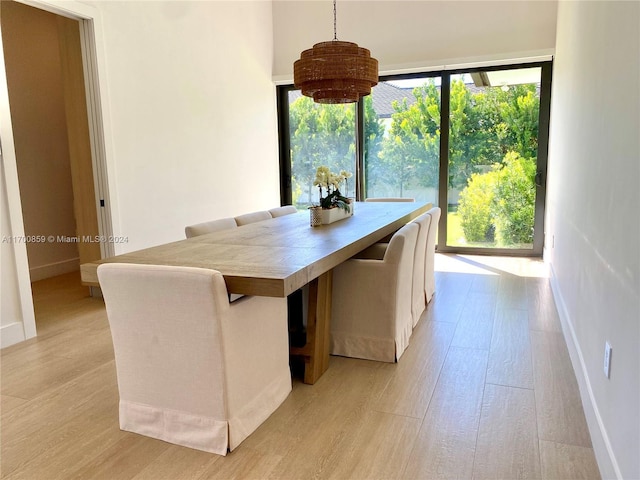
333,0,337,41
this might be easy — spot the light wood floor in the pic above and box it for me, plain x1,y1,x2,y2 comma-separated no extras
1,254,601,479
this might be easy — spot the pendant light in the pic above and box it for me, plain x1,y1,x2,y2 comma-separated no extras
293,0,378,104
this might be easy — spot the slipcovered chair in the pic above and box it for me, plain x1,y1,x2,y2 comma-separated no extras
330,222,419,362
98,263,292,455
365,197,415,202
185,217,237,239
410,212,432,327
184,217,242,301
354,213,431,328
425,206,441,303
234,211,272,226
269,205,297,217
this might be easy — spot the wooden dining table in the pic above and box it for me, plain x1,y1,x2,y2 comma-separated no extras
80,201,431,384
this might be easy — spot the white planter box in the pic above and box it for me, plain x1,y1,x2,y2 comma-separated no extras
320,204,353,225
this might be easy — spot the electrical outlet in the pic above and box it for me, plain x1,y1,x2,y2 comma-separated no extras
604,342,612,378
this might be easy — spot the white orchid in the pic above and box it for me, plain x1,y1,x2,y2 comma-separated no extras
314,166,353,211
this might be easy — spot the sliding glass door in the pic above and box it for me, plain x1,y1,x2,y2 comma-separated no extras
444,66,548,252
278,62,551,256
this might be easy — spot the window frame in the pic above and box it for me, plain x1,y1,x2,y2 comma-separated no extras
277,60,553,257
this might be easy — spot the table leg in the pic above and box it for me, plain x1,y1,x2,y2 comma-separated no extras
289,270,333,384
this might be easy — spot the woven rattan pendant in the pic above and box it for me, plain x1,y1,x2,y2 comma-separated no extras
293,0,378,104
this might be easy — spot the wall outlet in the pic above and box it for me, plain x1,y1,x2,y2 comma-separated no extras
604,342,612,378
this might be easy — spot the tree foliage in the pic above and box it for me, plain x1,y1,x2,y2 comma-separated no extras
373,81,440,196
457,169,498,242
289,95,383,205
287,77,541,245
458,152,536,245
289,97,355,205
493,152,536,245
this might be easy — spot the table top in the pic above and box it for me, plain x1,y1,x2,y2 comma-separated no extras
80,201,431,297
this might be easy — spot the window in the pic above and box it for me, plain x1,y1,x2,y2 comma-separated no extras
277,61,552,256
282,92,356,208
364,76,441,205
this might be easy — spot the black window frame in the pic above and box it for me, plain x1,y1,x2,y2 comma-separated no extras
277,60,553,257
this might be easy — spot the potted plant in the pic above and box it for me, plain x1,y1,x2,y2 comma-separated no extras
310,166,354,226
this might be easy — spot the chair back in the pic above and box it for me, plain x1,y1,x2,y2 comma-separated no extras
411,212,432,326
98,264,229,421
385,223,419,352
383,222,419,266
98,263,292,454
234,211,272,226
425,206,441,302
269,205,297,217
185,217,237,238
330,222,418,362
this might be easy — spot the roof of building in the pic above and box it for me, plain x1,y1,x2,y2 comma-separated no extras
288,82,417,118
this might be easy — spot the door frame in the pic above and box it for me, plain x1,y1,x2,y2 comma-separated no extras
437,61,553,256
0,0,116,344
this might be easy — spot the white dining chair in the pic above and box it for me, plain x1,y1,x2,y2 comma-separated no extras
185,217,237,238
98,263,292,455
269,205,298,217
411,212,432,327
184,217,243,301
234,210,272,226
425,206,441,303
330,222,419,362
354,212,431,328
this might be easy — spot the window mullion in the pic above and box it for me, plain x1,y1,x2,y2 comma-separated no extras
438,72,451,250
355,99,365,201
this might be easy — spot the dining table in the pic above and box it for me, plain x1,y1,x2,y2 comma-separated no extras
80,201,431,384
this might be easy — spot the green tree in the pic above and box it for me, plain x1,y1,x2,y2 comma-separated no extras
373,81,440,196
363,95,385,163
493,152,536,245
457,169,498,242
448,78,479,189
289,97,356,204
472,84,539,160
457,151,536,246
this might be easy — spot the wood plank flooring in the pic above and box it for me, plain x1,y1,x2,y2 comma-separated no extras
0,255,601,479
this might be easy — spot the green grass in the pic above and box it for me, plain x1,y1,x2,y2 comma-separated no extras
446,211,466,246
447,209,498,248
447,209,532,249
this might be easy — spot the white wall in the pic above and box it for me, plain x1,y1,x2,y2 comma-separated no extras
273,0,557,79
547,2,639,478
94,0,279,252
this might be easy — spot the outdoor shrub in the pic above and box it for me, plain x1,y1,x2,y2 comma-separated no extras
458,152,536,246
458,169,498,242
494,152,536,245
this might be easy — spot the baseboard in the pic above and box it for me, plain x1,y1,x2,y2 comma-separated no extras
549,264,622,480
1,322,26,349
29,257,79,282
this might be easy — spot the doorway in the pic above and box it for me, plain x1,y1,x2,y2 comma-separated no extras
0,0,111,344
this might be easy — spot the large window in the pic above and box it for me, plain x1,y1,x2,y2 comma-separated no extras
277,62,552,256
285,94,356,208
364,76,441,205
